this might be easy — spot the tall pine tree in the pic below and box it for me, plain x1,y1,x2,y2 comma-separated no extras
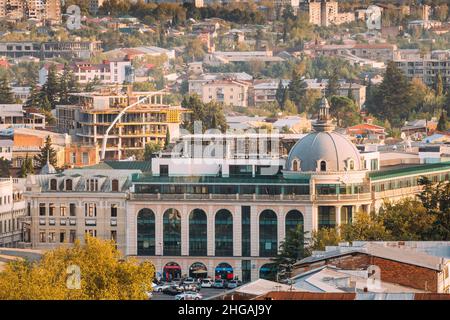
34,136,57,168
0,75,15,104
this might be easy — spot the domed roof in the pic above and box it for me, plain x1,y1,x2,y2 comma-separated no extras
287,131,362,172
40,162,56,174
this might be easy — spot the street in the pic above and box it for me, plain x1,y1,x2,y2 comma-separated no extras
151,288,228,300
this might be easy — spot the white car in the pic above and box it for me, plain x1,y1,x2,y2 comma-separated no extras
182,277,195,285
201,279,214,288
153,283,172,292
145,291,153,299
175,291,203,300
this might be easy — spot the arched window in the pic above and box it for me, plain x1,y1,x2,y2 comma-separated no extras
65,179,72,191
348,159,355,170
189,209,207,256
259,209,278,257
320,161,327,172
111,179,119,192
163,208,181,256
292,159,300,171
137,208,155,256
285,210,304,235
50,179,57,191
259,263,277,281
215,209,233,256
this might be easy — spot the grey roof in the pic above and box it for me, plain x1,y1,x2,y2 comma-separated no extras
287,131,362,172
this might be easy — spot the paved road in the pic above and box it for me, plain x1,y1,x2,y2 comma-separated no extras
151,288,228,300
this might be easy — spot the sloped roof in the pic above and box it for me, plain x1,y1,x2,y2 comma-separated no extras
82,161,151,172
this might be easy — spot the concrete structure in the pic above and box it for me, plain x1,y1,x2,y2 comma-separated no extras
395,50,450,89
204,51,285,66
0,0,60,23
302,0,355,27
23,97,450,282
195,79,251,108
56,88,187,160
311,43,397,63
0,177,26,247
0,41,102,59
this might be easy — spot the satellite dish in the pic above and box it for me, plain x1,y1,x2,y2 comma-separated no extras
366,5,382,31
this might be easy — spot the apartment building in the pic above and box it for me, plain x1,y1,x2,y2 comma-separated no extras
0,177,25,247
0,0,60,23
311,43,397,62
198,79,251,108
395,50,450,88
57,89,187,160
0,41,102,59
302,0,355,27
39,59,134,86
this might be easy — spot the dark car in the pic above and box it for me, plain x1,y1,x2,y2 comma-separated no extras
213,279,227,289
162,285,183,296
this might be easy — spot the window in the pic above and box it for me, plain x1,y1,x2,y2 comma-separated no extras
50,179,57,191
111,179,119,192
60,231,66,243
48,232,56,243
111,204,118,217
71,152,76,164
39,203,46,216
69,203,76,216
65,179,73,191
69,230,76,243
85,203,97,217
60,206,67,217
39,231,46,242
82,152,89,165
320,161,327,172
348,159,355,170
49,203,55,216
292,159,300,171
111,230,117,242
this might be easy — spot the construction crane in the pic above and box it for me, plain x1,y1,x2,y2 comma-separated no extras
100,90,166,161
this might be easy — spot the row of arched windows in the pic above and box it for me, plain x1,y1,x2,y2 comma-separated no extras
49,178,119,192
137,208,304,257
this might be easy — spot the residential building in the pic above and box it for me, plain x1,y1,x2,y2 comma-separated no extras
56,89,187,160
311,43,397,62
196,79,251,108
302,0,355,27
0,177,26,247
0,0,60,23
304,79,367,108
395,50,450,89
88,0,105,15
0,104,45,130
203,51,285,66
0,139,12,161
0,41,102,59
23,98,450,282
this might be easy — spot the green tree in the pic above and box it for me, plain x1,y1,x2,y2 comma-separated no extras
329,95,361,127
272,225,311,279
19,154,34,178
275,79,286,109
0,157,11,177
24,83,41,108
183,95,227,133
34,136,57,168
341,211,390,242
370,61,414,127
287,69,307,111
0,75,15,104
418,176,450,240
310,227,341,251
143,141,162,160
326,69,340,98
164,129,170,147
0,235,155,300
435,72,444,98
437,109,448,131
378,198,435,241
42,65,60,108
284,99,297,114
59,64,79,104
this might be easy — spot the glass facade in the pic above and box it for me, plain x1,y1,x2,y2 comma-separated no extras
285,210,304,234
241,206,251,257
163,208,181,256
318,206,336,229
189,209,207,256
137,208,155,256
259,263,277,281
259,210,278,257
215,209,233,256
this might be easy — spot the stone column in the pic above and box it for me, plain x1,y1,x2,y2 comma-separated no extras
155,205,163,255
126,203,136,256
181,205,189,256
207,205,215,256
250,206,259,257
277,207,286,249
233,205,242,257
335,206,342,229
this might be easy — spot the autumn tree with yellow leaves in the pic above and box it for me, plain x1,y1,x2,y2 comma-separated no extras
0,236,155,300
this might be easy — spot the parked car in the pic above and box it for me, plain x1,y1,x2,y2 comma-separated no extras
162,285,183,296
226,280,241,289
153,283,172,292
201,279,214,288
175,291,203,300
180,283,199,292
145,291,153,299
182,277,195,285
213,279,227,289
